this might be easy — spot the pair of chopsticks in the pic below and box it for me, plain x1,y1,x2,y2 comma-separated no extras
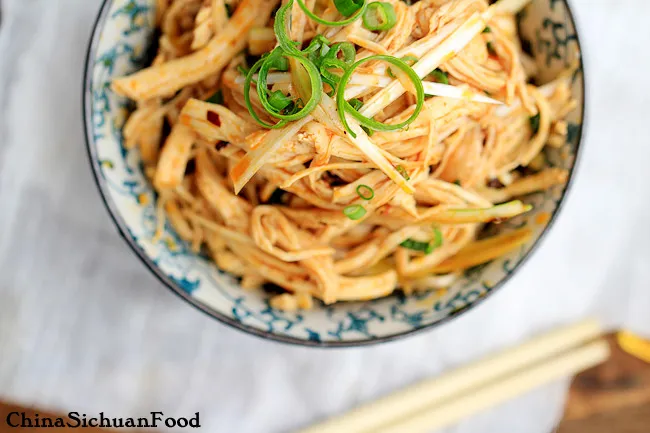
298,319,609,433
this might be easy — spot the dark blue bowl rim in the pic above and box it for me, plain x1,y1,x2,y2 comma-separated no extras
83,0,587,348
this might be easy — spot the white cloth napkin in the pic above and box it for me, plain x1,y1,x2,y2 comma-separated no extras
1,1,648,432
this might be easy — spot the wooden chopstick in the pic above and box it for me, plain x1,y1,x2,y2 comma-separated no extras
375,339,610,433
298,319,604,433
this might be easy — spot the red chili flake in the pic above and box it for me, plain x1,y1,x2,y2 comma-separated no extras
207,111,221,126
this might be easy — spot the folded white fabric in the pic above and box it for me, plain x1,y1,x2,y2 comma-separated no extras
0,1,648,432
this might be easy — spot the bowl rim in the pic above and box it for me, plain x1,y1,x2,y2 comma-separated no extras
83,0,587,348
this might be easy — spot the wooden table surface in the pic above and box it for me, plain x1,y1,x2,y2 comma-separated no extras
2,334,649,433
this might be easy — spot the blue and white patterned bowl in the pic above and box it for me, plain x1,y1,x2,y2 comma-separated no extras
83,0,585,346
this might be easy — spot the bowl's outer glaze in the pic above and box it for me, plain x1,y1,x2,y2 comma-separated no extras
84,0,585,346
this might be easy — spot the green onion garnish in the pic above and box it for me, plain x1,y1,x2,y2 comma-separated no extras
400,239,431,253
430,226,443,250
268,90,293,111
487,41,497,56
256,49,323,122
336,55,424,138
206,90,224,105
237,65,249,76
482,26,492,33
274,0,303,56
298,0,367,26
362,2,397,31
356,184,374,200
401,228,443,254
325,42,356,64
349,98,363,111
243,56,287,128
319,42,357,85
334,0,365,17
343,204,367,220
529,113,541,134
396,165,410,180
430,68,449,85
401,55,418,65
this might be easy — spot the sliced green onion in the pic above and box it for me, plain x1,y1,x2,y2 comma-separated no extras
243,57,288,129
400,239,431,253
257,49,322,121
396,165,410,180
362,2,397,31
529,113,541,134
430,68,449,85
356,184,374,200
320,57,347,86
349,98,363,111
274,0,302,55
206,90,224,105
237,65,249,76
334,0,365,17
336,55,424,138
401,55,418,65
482,26,492,33
430,226,443,250
302,35,331,56
303,36,332,69
487,41,497,56
387,56,417,78
401,228,443,255
268,90,293,110
298,0,367,26
343,204,367,220
325,42,356,64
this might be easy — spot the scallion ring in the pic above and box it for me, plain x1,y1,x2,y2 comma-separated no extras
356,184,374,200
400,239,431,253
430,68,449,85
274,0,303,55
257,50,322,121
343,204,367,220
336,55,424,138
396,165,410,180
324,42,356,65
400,229,443,254
320,57,348,86
349,98,363,111
334,0,365,17
243,57,289,129
362,2,397,31
401,55,418,65
297,0,367,26
268,90,293,111
430,227,443,250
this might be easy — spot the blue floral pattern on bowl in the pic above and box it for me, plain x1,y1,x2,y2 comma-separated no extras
83,0,584,346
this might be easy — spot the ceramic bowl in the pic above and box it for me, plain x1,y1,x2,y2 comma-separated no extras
83,0,585,347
